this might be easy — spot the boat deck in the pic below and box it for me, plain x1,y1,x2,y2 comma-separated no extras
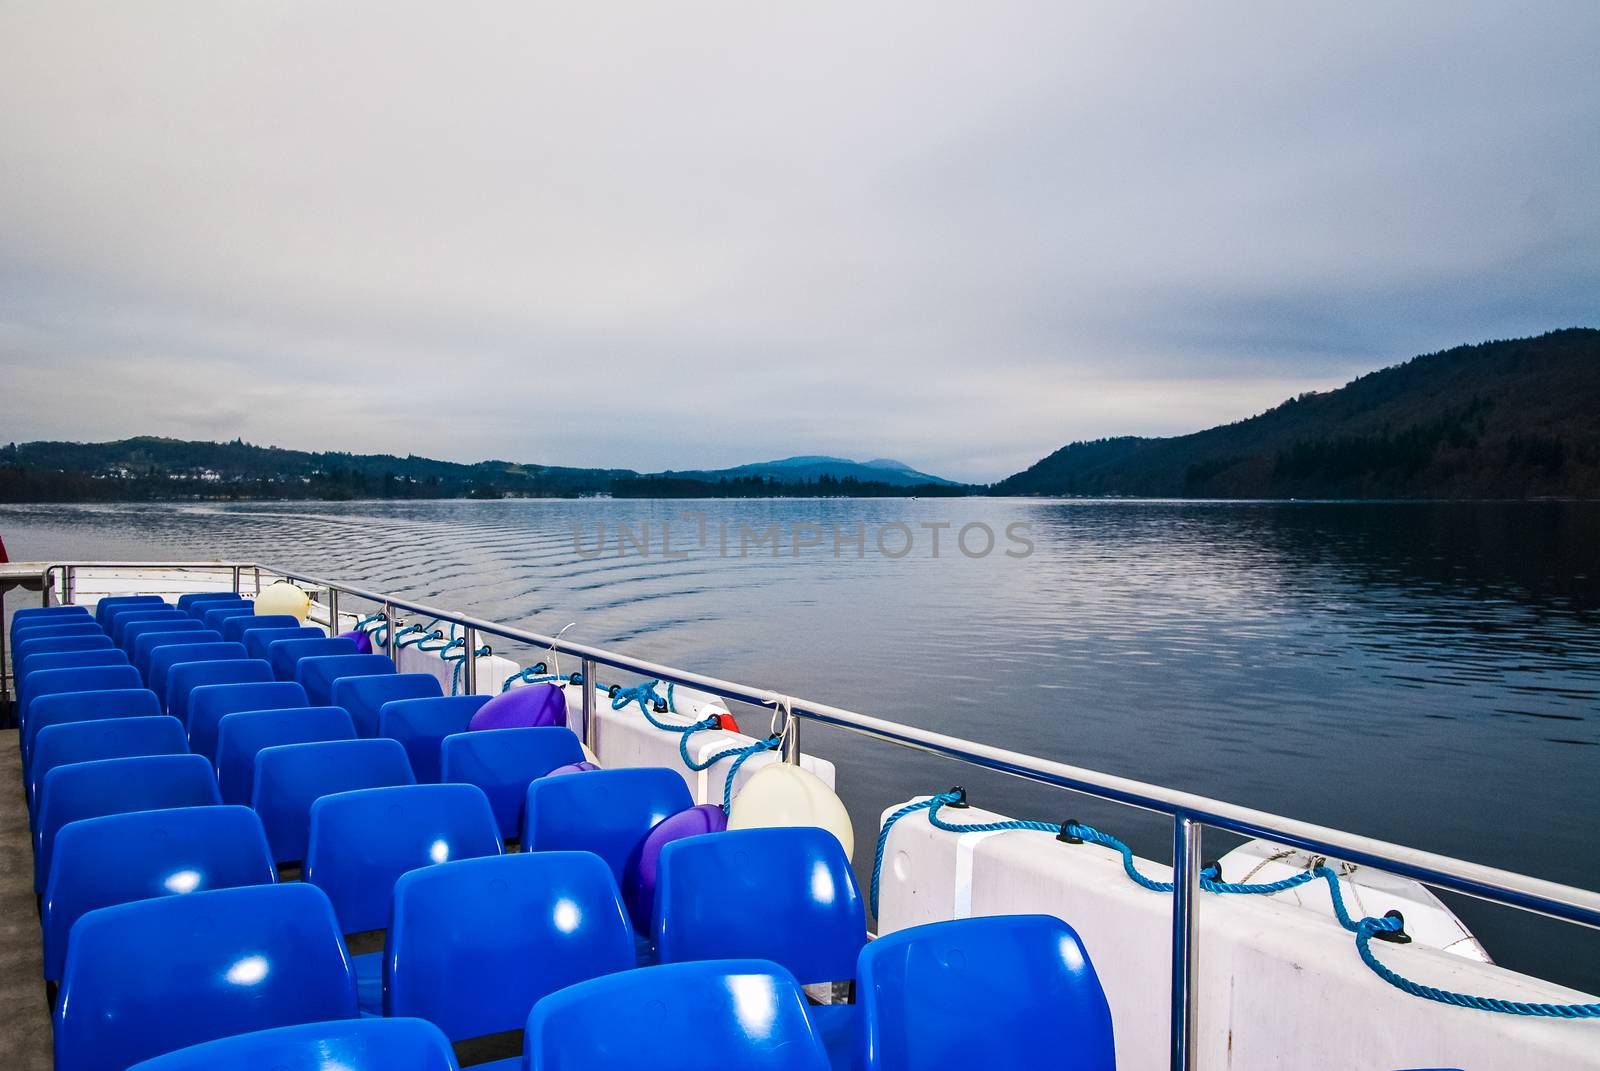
0,729,53,1071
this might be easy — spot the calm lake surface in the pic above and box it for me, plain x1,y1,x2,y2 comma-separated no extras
4,498,1597,989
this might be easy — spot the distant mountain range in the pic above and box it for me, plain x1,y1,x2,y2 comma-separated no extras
0,439,964,501
996,328,1599,499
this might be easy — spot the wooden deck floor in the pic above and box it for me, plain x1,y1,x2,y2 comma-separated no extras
0,729,53,1070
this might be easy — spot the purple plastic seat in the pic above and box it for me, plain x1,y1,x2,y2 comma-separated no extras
626,803,727,931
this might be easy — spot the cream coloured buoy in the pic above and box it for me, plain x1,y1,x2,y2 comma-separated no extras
254,581,310,623
727,763,854,859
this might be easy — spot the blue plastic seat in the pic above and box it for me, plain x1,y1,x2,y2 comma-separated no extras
175,590,238,611
148,641,248,712
270,636,358,682
122,617,204,658
246,625,325,661
131,625,216,679
165,656,270,723
656,826,865,1063
522,767,692,908
18,647,129,684
442,727,586,839
13,632,113,668
11,605,91,644
216,707,356,805
93,594,165,629
13,621,105,649
855,915,1115,1071
29,715,188,819
656,826,865,982
330,673,443,737
111,610,188,648
187,681,311,763
201,605,258,634
181,594,250,620
387,852,634,1051
18,663,144,731
101,603,178,640
308,783,503,933
53,884,358,1071
124,1018,462,1071
252,738,416,864
42,805,276,983
22,688,163,770
295,653,396,707
307,783,501,1014
221,612,302,644
525,960,830,1071
34,753,222,893
379,695,491,783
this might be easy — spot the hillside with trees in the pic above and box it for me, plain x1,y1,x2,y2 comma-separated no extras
995,329,1599,499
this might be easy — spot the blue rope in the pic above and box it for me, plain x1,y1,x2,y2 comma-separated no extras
872,793,1600,1019
500,662,558,692
394,623,437,649
612,679,766,811
441,642,490,696
719,736,781,813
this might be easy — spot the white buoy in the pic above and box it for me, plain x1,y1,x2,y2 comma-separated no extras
255,581,310,623
728,763,854,860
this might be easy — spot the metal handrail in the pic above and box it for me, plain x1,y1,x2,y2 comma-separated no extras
30,560,1600,1069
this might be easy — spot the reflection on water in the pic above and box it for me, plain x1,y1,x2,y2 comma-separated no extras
4,499,1597,987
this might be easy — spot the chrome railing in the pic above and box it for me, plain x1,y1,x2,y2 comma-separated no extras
21,561,1600,1070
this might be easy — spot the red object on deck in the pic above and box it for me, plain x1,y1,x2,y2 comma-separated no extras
0,533,8,563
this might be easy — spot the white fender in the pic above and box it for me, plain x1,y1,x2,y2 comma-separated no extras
255,581,310,622
727,763,854,860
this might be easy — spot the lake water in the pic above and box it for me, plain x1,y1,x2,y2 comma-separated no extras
4,498,1597,990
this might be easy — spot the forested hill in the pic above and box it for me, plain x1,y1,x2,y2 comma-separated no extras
995,329,1600,499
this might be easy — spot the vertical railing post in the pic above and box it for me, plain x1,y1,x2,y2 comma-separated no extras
383,601,397,663
581,656,597,755
63,565,76,607
327,588,340,636
1171,814,1202,1071
463,626,479,695
782,713,801,764
231,565,242,594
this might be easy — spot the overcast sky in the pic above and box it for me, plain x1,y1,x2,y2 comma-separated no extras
1,3,1595,482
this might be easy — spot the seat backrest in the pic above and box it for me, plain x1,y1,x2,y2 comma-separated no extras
29,715,188,817
331,672,443,737
441,727,585,839
522,767,692,891
13,622,105,652
386,851,633,1042
94,594,166,629
11,605,91,644
111,610,187,648
855,915,1115,1071
164,656,269,724
269,636,358,682
100,604,177,641
378,695,491,783
174,590,237,611
216,707,356,805
53,884,357,1071
181,594,249,620
18,647,128,683
186,681,310,762
19,664,144,729
118,1018,454,1062
42,804,276,982
295,653,396,707
246,625,325,661
22,688,163,767
252,738,416,863
132,628,221,680
13,633,112,667
201,605,258,634
35,753,221,893
525,960,829,1071
655,826,865,986
306,783,502,935
126,620,206,668
122,1017,461,1071
148,642,248,711
221,613,302,645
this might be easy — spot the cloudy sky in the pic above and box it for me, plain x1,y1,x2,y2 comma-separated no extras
1,3,1595,482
